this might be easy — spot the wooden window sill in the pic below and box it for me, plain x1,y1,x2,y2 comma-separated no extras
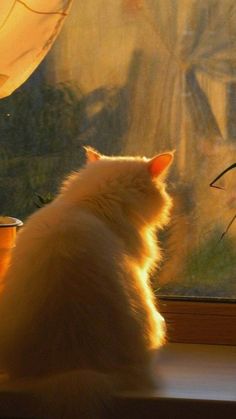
116,343,236,418
0,343,235,418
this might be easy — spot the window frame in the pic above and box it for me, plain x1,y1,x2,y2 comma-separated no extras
158,297,236,345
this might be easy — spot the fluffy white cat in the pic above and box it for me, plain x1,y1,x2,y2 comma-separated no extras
0,147,173,418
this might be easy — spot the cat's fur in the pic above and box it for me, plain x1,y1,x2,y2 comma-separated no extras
0,147,173,418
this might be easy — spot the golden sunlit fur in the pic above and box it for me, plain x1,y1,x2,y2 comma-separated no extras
0,148,173,418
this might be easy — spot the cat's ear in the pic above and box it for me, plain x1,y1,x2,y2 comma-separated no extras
84,146,101,162
148,152,174,178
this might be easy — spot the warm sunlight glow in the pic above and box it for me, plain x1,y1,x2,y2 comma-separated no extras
134,262,166,349
130,226,166,349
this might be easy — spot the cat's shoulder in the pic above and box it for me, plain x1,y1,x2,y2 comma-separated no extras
21,202,119,252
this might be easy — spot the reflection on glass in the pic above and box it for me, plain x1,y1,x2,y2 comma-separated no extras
0,0,235,298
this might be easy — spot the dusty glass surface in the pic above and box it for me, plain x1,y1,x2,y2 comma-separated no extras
0,0,236,298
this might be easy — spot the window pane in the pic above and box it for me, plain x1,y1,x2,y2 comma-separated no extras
1,0,236,299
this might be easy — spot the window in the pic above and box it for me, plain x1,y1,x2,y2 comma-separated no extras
1,0,236,306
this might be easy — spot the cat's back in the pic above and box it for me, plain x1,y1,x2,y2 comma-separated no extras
0,200,124,342
10,200,122,277
0,201,132,376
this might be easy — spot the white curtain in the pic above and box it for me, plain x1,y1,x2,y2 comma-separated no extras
123,0,236,176
0,0,73,98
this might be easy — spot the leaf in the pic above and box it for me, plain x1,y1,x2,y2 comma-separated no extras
210,163,236,188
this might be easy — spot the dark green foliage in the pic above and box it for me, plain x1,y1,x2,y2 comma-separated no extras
0,82,84,155
0,75,129,220
158,231,236,298
0,81,85,218
34,192,54,208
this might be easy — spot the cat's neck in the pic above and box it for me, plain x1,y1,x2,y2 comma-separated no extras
78,195,160,272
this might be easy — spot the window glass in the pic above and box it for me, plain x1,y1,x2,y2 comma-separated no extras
1,0,236,298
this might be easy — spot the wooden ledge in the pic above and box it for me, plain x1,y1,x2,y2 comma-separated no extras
115,343,236,418
0,344,235,418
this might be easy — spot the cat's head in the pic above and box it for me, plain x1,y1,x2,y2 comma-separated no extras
81,146,174,229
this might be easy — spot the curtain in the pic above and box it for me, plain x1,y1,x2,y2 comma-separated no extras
123,0,236,177
0,0,73,98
